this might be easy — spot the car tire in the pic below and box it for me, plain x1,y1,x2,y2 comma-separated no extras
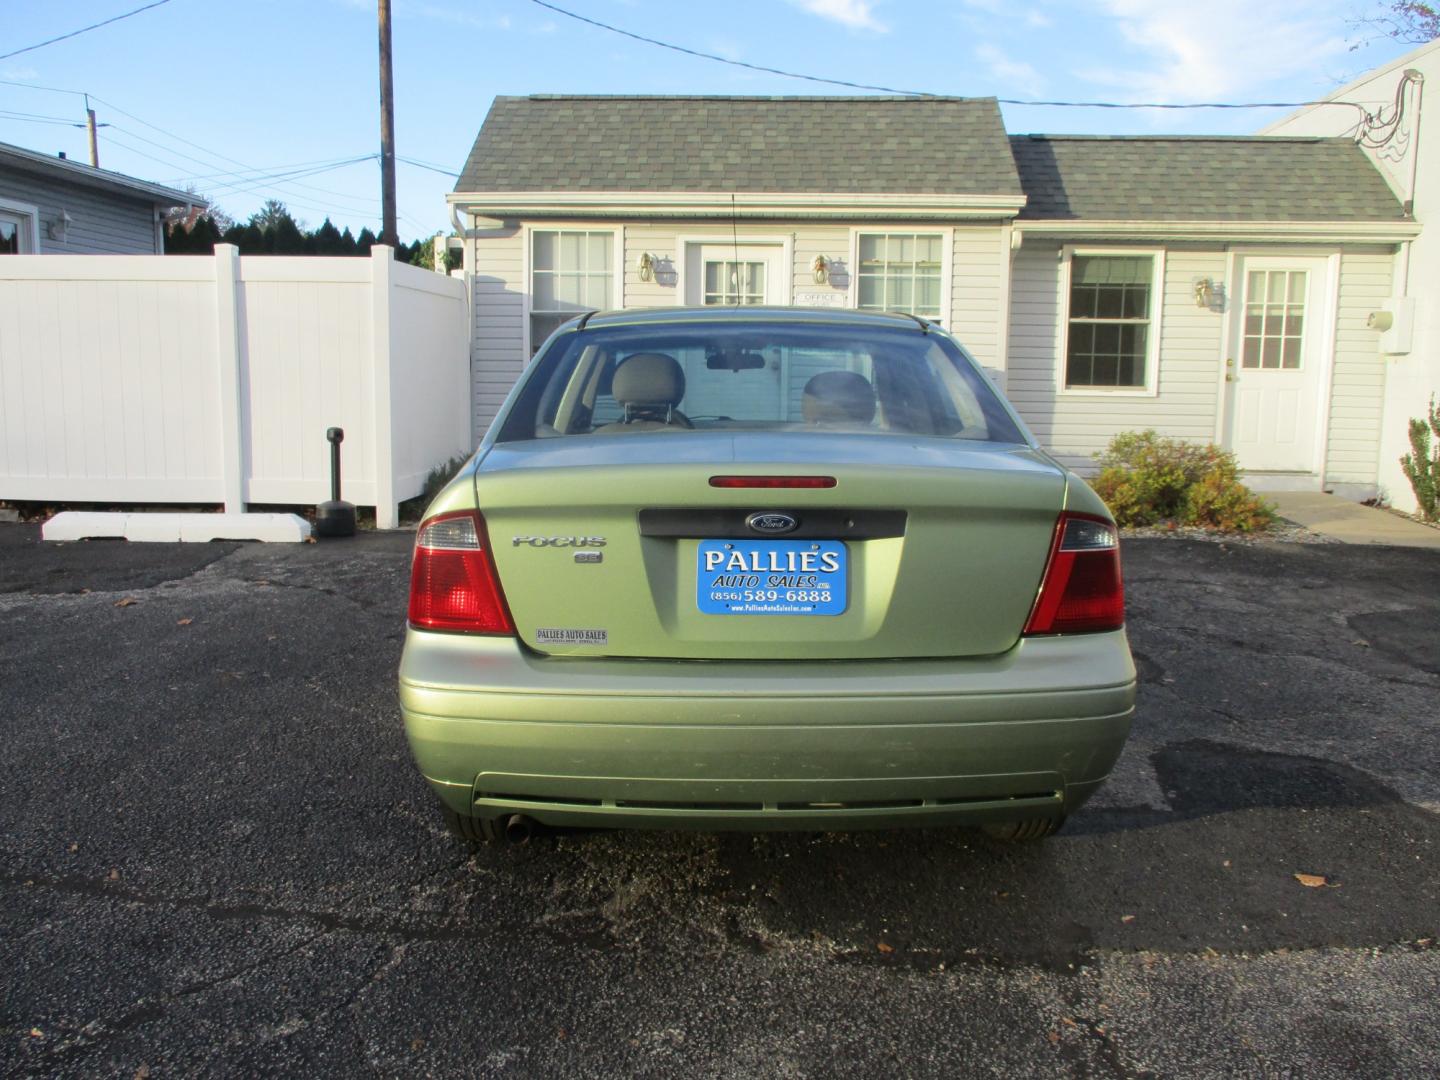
440,805,506,844
981,816,1064,842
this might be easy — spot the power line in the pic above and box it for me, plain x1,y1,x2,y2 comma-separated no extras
87,95,388,210
206,157,379,199
528,0,1371,115
107,122,382,208
397,156,458,177
526,0,927,96
0,77,434,229
0,76,88,96
0,108,78,122
399,154,460,173
0,0,176,63
167,155,384,185
100,132,376,221
0,110,79,127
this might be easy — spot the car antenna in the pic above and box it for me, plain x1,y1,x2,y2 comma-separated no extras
730,192,740,308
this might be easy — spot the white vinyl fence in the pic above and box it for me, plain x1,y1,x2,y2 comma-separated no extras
0,244,470,528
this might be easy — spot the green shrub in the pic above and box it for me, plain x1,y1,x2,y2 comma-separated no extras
421,453,471,503
1091,430,1275,532
1399,395,1440,522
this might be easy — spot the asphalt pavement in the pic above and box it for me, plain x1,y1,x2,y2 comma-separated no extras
1,524,1437,1078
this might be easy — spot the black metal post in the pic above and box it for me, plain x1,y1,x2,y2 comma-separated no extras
328,427,344,501
316,427,356,538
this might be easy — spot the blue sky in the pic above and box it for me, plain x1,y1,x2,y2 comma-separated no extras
0,0,1420,239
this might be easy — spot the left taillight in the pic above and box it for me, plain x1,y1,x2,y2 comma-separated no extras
1023,512,1125,636
407,510,515,634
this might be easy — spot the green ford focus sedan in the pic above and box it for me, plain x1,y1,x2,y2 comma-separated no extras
399,308,1135,844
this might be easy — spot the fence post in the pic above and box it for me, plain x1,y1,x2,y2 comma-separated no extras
371,246,398,529
213,243,245,514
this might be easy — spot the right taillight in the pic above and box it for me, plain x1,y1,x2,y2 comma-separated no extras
408,510,515,634
1023,512,1124,635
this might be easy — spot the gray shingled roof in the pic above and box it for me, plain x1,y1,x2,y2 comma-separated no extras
0,139,201,206
455,95,1022,196
1011,135,1406,222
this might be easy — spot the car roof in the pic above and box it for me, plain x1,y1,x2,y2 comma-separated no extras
578,306,932,332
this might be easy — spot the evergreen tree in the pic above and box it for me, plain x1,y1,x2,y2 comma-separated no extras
271,213,306,255
312,218,345,255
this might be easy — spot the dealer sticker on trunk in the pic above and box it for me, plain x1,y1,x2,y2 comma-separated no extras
536,628,609,646
697,540,848,616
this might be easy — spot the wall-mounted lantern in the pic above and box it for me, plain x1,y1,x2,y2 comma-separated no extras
47,210,72,244
812,255,830,285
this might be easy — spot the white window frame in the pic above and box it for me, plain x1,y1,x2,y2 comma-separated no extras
521,224,623,359
0,198,41,254
848,227,954,327
1057,245,1165,398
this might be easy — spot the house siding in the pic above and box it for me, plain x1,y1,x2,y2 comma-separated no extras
469,226,524,439
1007,241,1227,470
1326,248,1393,487
949,226,1007,370
0,165,162,254
792,225,849,303
471,220,1010,438
623,224,678,308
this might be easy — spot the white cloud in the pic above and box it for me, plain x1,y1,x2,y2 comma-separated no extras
1,67,40,80
1081,0,1350,103
708,37,744,62
975,43,1046,98
413,4,512,30
789,0,887,32
960,0,1051,26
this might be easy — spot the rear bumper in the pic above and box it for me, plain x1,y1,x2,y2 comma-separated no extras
398,630,1136,831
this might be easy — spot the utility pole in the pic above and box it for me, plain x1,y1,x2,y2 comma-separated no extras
377,0,398,248
84,94,99,167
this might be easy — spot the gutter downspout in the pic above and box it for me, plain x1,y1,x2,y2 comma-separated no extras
1396,71,1424,298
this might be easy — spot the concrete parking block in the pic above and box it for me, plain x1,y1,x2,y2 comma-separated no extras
42,511,313,543
40,511,129,541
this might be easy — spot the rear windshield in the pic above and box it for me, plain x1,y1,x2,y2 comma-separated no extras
497,322,1026,445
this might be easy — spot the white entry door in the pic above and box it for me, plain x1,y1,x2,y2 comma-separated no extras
1224,256,1331,472
684,243,785,306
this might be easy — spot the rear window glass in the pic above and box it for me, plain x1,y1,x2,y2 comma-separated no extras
498,322,1025,445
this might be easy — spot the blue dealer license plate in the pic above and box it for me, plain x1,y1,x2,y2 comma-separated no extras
696,540,847,616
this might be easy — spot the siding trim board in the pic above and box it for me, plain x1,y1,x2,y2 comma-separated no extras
1015,220,1418,243
451,191,1027,219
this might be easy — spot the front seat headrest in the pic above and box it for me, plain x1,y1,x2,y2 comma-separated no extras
612,352,686,409
802,370,877,424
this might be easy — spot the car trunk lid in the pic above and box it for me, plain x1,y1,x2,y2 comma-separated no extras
477,433,1067,660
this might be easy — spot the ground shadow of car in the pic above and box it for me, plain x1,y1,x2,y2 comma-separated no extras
486,737,1437,967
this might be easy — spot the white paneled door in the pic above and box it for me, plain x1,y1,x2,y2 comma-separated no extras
1224,256,1331,473
684,244,784,306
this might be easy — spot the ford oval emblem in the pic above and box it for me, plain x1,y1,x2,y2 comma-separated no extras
746,512,798,536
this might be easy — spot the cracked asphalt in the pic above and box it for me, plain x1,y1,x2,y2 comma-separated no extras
1,523,1438,1078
